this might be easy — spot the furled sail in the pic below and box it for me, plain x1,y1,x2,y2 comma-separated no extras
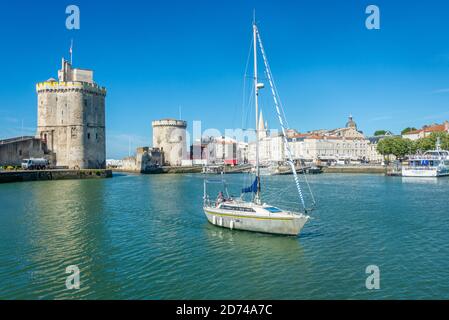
242,177,259,194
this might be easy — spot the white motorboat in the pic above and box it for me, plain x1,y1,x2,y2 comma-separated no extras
402,139,449,177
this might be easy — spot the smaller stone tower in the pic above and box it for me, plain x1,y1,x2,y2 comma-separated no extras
152,119,187,167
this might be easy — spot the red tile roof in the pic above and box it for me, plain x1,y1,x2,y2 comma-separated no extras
405,124,447,135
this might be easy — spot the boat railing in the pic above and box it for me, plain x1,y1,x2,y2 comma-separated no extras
203,197,219,208
403,166,437,170
408,155,447,160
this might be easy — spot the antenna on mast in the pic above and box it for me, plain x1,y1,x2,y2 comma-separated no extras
69,39,73,65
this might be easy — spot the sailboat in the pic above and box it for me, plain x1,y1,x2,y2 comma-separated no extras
202,17,315,236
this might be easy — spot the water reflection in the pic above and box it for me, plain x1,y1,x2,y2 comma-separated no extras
22,180,122,299
401,177,440,184
203,223,305,263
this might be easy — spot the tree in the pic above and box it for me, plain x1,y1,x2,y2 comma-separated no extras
374,130,387,136
377,137,416,160
401,127,417,135
415,132,449,152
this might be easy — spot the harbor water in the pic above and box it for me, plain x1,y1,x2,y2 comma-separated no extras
1,173,449,299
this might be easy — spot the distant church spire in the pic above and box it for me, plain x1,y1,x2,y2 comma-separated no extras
258,110,265,132
258,111,269,139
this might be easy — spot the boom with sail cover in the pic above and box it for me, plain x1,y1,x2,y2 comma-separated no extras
242,177,259,194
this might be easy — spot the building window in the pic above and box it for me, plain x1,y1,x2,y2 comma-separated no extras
87,133,91,140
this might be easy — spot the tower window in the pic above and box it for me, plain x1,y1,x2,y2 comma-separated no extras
87,133,91,140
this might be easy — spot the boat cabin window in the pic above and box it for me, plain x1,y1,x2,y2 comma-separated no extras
265,207,283,213
411,160,439,167
220,205,255,212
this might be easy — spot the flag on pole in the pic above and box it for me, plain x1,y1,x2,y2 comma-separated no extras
69,39,73,65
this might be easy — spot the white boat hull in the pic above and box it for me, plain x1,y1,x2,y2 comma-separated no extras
203,208,308,236
402,168,449,177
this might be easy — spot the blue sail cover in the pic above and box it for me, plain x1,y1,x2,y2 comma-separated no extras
242,177,258,194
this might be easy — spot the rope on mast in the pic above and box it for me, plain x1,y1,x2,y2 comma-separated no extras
255,26,312,212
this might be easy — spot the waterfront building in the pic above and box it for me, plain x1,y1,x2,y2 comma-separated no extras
36,58,107,169
0,137,47,167
288,116,383,164
208,136,239,165
402,121,449,141
366,133,396,164
249,133,285,164
248,115,383,164
288,135,370,164
152,119,187,166
187,138,209,166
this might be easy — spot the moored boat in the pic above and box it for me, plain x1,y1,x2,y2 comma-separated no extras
202,15,315,236
402,139,449,177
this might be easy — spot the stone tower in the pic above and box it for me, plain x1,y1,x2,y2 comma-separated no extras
152,119,187,166
36,59,107,169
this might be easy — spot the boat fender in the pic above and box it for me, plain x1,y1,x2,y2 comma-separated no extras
212,215,216,225
230,220,234,230
219,217,223,226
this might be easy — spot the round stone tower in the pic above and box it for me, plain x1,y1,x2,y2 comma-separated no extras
36,59,107,169
152,119,187,167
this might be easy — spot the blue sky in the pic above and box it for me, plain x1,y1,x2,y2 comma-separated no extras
1,0,449,158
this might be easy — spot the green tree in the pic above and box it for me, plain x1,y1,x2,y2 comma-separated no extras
374,130,387,136
415,132,449,152
401,127,417,135
377,137,416,160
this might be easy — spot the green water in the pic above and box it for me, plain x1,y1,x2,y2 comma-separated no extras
1,173,449,299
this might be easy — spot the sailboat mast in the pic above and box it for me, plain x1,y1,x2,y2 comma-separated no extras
253,20,261,202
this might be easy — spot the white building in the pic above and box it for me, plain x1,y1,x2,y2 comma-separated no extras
249,115,384,164
202,136,240,165
288,135,371,163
